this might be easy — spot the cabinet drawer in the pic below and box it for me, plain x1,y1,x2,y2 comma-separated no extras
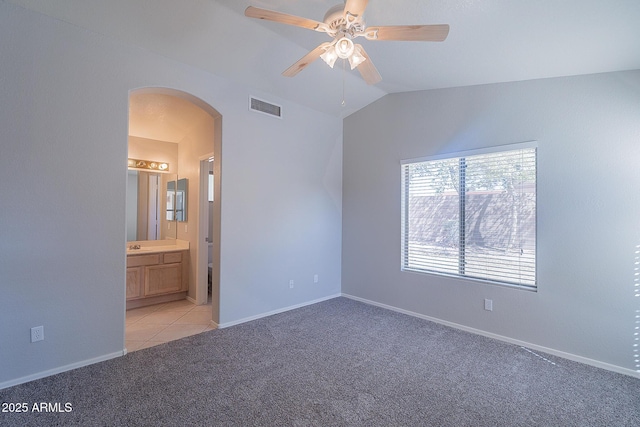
145,263,182,296
163,252,182,264
127,254,161,267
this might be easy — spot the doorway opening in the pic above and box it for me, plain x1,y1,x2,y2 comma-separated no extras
125,87,222,351
197,155,217,307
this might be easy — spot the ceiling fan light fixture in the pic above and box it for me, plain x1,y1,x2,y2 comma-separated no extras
348,45,367,70
320,45,338,68
335,37,354,59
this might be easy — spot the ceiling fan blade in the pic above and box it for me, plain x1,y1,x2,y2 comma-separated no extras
355,45,382,85
364,24,450,42
245,6,328,32
282,42,332,77
344,0,369,18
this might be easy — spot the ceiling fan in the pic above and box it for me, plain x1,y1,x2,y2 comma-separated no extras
245,0,449,85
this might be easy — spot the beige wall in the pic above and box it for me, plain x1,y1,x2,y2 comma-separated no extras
128,136,178,167
176,112,216,299
128,136,179,240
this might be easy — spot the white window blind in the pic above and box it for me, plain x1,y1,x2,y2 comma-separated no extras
401,144,536,288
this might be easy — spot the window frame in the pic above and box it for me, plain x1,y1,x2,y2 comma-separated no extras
400,141,538,290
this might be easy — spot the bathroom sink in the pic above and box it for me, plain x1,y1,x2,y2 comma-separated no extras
127,247,153,253
126,243,187,254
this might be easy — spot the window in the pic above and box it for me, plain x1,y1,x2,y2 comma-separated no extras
208,172,214,202
401,143,536,288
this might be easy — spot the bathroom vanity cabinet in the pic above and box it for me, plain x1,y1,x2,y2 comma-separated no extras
126,250,189,309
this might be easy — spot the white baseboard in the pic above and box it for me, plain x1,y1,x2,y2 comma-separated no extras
0,350,125,390
218,294,341,329
6,293,633,390
342,293,640,379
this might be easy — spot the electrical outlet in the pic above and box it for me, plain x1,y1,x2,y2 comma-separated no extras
484,299,493,312
31,326,44,343
289,280,294,289
313,274,319,283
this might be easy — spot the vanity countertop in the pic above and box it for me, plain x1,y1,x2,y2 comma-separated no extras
126,239,189,255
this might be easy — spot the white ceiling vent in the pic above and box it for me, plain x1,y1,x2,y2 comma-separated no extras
249,96,282,119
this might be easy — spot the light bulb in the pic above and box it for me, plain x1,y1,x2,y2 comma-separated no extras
335,37,354,59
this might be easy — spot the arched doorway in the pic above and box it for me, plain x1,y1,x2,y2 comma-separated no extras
126,87,221,350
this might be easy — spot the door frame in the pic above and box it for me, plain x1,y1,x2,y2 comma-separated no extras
196,154,213,305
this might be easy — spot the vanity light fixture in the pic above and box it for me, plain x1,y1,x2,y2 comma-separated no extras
128,158,169,172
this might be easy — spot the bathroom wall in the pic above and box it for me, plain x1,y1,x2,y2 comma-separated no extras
175,109,216,300
0,1,342,388
128,136,178,167
128,136,179,240
128,103,218,302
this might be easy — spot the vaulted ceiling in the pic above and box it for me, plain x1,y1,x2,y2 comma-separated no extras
8,0,640,118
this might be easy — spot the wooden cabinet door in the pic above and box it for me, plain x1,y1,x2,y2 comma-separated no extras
144,263,182,296
126,266,144,299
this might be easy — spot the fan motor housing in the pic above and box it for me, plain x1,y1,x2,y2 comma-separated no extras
323,4,345,25
323,4,365,35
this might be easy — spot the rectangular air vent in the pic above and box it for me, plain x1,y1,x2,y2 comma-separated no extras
249,96,282,119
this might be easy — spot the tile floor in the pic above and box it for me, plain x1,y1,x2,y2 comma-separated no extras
125,299,215,352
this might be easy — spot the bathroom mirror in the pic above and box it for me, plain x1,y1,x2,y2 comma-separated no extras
166,178,188,222
166,180,175,221
127,170,178,241
177,178,187,222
